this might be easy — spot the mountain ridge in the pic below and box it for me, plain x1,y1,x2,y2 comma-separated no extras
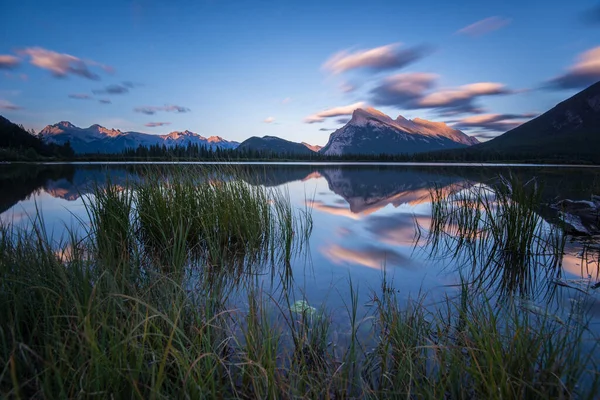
39,121,240,154
237,136,316,155
474,80,600,158
320,108,478,155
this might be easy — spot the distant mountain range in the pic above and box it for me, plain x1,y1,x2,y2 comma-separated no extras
473,80,600,160
39,121,239,154
2,81,599,160
237,136,320,155
320,108,479,155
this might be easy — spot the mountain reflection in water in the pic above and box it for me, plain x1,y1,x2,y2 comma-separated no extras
1,163,599,322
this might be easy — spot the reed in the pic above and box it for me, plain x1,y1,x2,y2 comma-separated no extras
1,169,598,399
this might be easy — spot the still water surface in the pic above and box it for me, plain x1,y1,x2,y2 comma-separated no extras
2,162,600,334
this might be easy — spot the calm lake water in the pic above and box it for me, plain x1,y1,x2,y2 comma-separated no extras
2,162,600,335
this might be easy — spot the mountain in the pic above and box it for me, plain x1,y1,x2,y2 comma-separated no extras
320,108,478,156
475,81,600,161
302,142,322,152
237,136,315,155
0,115,74,159
39,121,239,154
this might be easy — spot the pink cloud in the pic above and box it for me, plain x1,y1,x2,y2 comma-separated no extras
323,43,430,74
457,17,512,37
18,47,111,80
0,55,20,69
304,102,365,123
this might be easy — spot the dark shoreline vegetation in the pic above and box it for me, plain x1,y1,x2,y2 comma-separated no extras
1,166,599,398
2,114,600,165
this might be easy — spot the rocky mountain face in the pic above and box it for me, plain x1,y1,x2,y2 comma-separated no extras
302,142,322,152
39,121,239,154
320,108,478,156
476,80,600,160
237,136,316,155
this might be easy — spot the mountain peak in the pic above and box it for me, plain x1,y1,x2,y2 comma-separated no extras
56,121,76,128
351,107,395,126
321,108,478,155
302,142,323,152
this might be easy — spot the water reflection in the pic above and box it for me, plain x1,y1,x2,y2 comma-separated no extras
1,163,599,315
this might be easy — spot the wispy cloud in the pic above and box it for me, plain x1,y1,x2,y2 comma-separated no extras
68,93,91,100
0,55,20,70
545,46,600,90
281,97,292,104
304,101,365,123
3,72,28,81
133,105,191,115
323,43,430,74
418,82,512,113
457,16,512,37
17,47,111,80
450,113,537,135
319,128,335,131
263,116,275,123
0,99,22,110
340,81,356,93
145,122,171,127
322,243,413,271
336,117,350,124
93,84,130,95
370,72,438,107
370,73,513,114
98,99,111,104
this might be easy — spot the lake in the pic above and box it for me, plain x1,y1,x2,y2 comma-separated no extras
2,162,600,397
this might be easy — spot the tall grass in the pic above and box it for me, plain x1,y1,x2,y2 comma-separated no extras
1,169,598,398
424,175,566,299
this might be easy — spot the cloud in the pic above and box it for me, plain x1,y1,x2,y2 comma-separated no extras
336,118,350,124
370,72,438,107
457,16,512,36
322,243,414,271
323,43,430,74
3,72,28,81
18,47,111,80
68,93,91,100
304,101,365,123
122,81,142,88
319,128,335,131
98,99,111,104
451,113,537,134
418,82,512,113
133,105,191,115
281,97,292,104
0,99,22,110
370,74,513,114
545,46,600,90
93,84,130,95
145,122,171,127
263,116,275,123
340,81,356,93
0,55,20,70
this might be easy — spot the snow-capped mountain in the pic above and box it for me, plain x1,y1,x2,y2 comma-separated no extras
39,122,239,154
320,108,479,156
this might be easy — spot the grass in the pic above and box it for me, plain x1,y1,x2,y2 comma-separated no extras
423,174,567,300
0,168,598,398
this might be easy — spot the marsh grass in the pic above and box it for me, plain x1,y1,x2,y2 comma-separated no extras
424,175,567,299
1,169,598,399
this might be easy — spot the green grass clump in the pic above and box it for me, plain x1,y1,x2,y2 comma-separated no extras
0,169,598,399
425,175,566,299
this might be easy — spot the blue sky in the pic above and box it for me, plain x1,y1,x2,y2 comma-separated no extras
1,0,599,145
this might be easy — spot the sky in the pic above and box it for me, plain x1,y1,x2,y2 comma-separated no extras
1,0,599,145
